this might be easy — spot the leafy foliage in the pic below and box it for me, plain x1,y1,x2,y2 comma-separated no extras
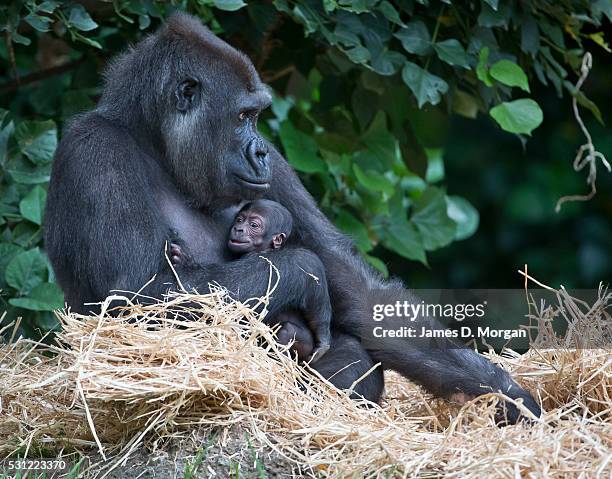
0,108,62,332
0,0,609,333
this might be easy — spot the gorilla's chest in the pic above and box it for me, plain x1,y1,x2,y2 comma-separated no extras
157,190,240,264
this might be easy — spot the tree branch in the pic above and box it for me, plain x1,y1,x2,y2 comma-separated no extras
0,58,85,95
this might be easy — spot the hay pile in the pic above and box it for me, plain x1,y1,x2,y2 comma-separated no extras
1,275,610,478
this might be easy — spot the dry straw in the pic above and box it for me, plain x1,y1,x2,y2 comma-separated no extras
0,267,610,478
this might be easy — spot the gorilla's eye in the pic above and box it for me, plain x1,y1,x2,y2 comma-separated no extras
175,78,199,112
238,109,258,123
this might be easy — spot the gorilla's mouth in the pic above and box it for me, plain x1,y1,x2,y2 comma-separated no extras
234,174,270,191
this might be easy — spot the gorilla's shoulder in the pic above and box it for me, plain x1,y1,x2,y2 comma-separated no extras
62,111,124,140
55,112,141,175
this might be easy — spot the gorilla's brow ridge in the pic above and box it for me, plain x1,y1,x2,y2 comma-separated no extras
167,12,258,91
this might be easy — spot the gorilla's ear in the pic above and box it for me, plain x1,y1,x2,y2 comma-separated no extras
176,78,199,112
271,233,286,249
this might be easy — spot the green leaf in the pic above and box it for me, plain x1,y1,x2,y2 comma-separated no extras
424,148,444,183
271,97,293,122
411,187,457,251
452,90,479,119
592,0,612,22
15,120,57,165
394,21,431,55
9,282,64,311
520,15,540,56
213,0,247,11
478,1,511,27
573,90,603,125
362,112,396,170
68,4,98,31
0,202,20,220
9,163,52,184
19,186,47,225
335,210,372,252
345,45,371,64
433,39,470,68
401,62,448,108
0,244,23,286
370,49,405,76
476,47,493,87
539,21,565,49
382,220,427,264
5,248,47,295
278,122,327,173
11,31,31,46
364,254,388,277
446,196,479,241
353,164,395,196
35,311,61,331
334,24,361,47
490,99,543,135
38,1,59,14
72,31,102,49
377,1,404,26
139,14,151,30
11,223,43,248
338,0,368,14
0,113,14,165
588,32,611,53
24,13,52,32
490,60,530,92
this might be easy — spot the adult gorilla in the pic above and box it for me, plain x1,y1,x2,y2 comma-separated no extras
45,13,540,422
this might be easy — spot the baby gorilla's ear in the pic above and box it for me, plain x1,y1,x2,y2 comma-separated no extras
271,233,286,249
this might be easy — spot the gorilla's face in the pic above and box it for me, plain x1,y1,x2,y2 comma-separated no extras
162,33,273,206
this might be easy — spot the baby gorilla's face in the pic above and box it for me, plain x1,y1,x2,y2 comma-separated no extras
228,208,268,254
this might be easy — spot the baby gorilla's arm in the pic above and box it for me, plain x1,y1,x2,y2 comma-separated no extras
258,248,332,362
281,248,332,362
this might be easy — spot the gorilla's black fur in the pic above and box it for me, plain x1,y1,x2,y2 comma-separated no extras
45,13,540,422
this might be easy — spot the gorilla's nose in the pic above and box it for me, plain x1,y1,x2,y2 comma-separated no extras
246,137,269,175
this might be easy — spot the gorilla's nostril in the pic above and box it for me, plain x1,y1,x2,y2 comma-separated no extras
246,138,269,175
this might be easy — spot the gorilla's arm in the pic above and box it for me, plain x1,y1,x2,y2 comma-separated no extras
266,148,541,421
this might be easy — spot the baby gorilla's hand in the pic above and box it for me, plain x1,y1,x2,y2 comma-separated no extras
168,242,184,265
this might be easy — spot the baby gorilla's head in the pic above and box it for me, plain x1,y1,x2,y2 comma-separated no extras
227,199,293,255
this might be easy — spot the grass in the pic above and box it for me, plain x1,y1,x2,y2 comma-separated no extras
182,433,217,479
245,432,267,479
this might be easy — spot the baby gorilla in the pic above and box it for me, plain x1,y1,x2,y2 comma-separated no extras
170,199,330,362
227,200,318,361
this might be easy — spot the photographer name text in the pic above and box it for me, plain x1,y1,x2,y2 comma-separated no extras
371,325,526,340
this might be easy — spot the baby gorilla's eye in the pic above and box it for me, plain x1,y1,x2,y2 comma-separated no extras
250,222,259,228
